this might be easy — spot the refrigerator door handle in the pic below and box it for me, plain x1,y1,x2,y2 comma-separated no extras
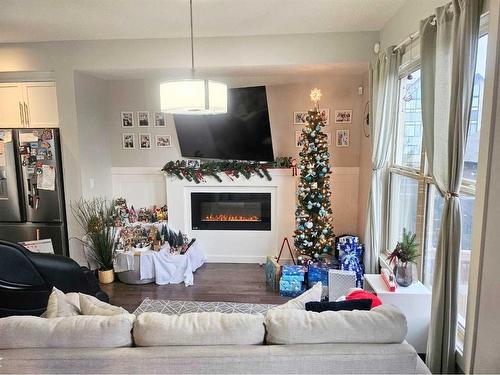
23,102,30,126
19,102,24,126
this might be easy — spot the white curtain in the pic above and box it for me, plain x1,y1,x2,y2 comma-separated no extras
364,47,402,274
420,0,482,373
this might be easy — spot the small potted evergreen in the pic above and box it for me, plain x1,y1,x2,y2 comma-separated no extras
387,228,419,287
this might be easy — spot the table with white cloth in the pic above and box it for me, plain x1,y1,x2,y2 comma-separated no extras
114,241,206,286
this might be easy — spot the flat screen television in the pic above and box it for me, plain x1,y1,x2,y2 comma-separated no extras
174,86,274,161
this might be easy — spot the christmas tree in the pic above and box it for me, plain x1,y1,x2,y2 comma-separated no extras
293,88,335,261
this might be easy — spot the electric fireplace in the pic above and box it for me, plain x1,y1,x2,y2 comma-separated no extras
191,192,271,231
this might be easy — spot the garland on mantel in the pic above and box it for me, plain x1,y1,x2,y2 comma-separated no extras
161,160,272,183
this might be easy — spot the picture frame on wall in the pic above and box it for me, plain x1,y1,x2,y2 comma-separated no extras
139,133,152,149
293,111,308,125
154,112,166,127
121,111,134,128
336,130,350,147
137,111,150,127
122,133,135,149
295,130,303,148
294,109,329,125
155,135,171,148
335,110,353,124
325,131,332,146
319,108,329,125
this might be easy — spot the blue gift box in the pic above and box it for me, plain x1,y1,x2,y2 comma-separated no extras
337,235,365,288
279,277,303,291
279,277,305,297
307,264,329,287
279,287,305,297
281,274,305,282
282,265,306,277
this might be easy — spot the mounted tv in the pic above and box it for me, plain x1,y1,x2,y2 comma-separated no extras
174,86,274,161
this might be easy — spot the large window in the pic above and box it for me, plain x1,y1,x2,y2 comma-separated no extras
387,33,488,352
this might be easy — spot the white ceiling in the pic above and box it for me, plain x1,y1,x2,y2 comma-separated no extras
0,0,406,43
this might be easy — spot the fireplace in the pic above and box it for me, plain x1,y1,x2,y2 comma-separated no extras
191,192,271,231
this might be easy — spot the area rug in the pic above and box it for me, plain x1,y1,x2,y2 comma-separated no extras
133,297,277,315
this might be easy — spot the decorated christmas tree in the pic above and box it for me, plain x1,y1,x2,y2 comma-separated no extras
293,88,335,261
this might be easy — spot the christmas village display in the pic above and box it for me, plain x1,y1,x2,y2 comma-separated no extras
267,89,365,297
111,198,192,254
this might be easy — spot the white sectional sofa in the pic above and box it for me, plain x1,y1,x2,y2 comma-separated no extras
0,304,429,374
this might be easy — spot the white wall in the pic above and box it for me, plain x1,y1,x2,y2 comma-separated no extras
74,72,113,199
379,0,449,49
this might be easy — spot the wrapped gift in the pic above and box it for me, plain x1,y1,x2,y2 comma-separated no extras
282,265,306,277
308,263,328,286
265,256,281,291
279,277,305,297
308,263,329,298
336,235,365,288
280,286,305,298
281,274,305,282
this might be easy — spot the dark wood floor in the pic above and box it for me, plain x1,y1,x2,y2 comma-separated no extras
101,263,289,313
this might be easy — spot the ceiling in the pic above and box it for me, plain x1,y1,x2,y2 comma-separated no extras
0,0,406,44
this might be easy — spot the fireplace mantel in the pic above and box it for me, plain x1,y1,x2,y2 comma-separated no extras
166,169,296,263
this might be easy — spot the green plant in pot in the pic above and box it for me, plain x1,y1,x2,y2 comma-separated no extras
72,198,116,284
387,228,419,287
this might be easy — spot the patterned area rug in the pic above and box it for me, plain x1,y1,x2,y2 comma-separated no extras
133,297,277,315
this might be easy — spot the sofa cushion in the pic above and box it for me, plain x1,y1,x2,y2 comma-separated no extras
273,281,322,310
134,312,265,346
264,304,407,344
45,287,80,318
0,314,135,348
79,293,128,316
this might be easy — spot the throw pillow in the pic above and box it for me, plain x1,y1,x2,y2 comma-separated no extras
273,281,322,310
79,293,128,316
305,299,372,313
45,287,80,318
346,290,382,308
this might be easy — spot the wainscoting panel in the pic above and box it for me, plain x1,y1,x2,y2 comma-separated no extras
111,167,166,208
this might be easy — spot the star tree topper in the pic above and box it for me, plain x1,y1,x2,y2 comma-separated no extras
310,88,322,109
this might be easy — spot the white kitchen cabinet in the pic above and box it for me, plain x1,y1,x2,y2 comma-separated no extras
0,82,59,128
0,83,25,128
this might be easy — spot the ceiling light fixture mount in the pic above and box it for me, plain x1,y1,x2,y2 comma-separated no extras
160,0,227,114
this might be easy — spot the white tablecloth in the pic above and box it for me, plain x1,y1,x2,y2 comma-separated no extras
115,241,206,286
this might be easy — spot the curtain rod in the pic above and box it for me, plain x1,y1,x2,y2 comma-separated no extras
393,30,420,52
393,11,489,52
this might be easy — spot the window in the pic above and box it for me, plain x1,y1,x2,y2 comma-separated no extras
394,70,423,170
388,174,419,250
387,33,488,352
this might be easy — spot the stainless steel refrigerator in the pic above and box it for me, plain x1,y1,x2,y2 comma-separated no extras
0,129,68,256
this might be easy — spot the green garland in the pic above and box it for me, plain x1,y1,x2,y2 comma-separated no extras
161,160,272,183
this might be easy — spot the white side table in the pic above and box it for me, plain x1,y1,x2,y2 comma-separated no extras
364,274,431,354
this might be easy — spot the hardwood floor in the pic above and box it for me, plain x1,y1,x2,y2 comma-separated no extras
101,263,289,313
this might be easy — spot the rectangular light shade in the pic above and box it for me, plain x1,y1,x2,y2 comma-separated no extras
160,80,227,114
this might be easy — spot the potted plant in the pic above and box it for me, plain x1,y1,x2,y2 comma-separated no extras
72,198,116,284
387,228,419,287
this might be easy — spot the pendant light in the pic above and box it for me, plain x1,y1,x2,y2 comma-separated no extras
160,0,227,114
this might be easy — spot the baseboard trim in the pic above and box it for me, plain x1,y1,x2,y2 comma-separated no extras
205,255,294,264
